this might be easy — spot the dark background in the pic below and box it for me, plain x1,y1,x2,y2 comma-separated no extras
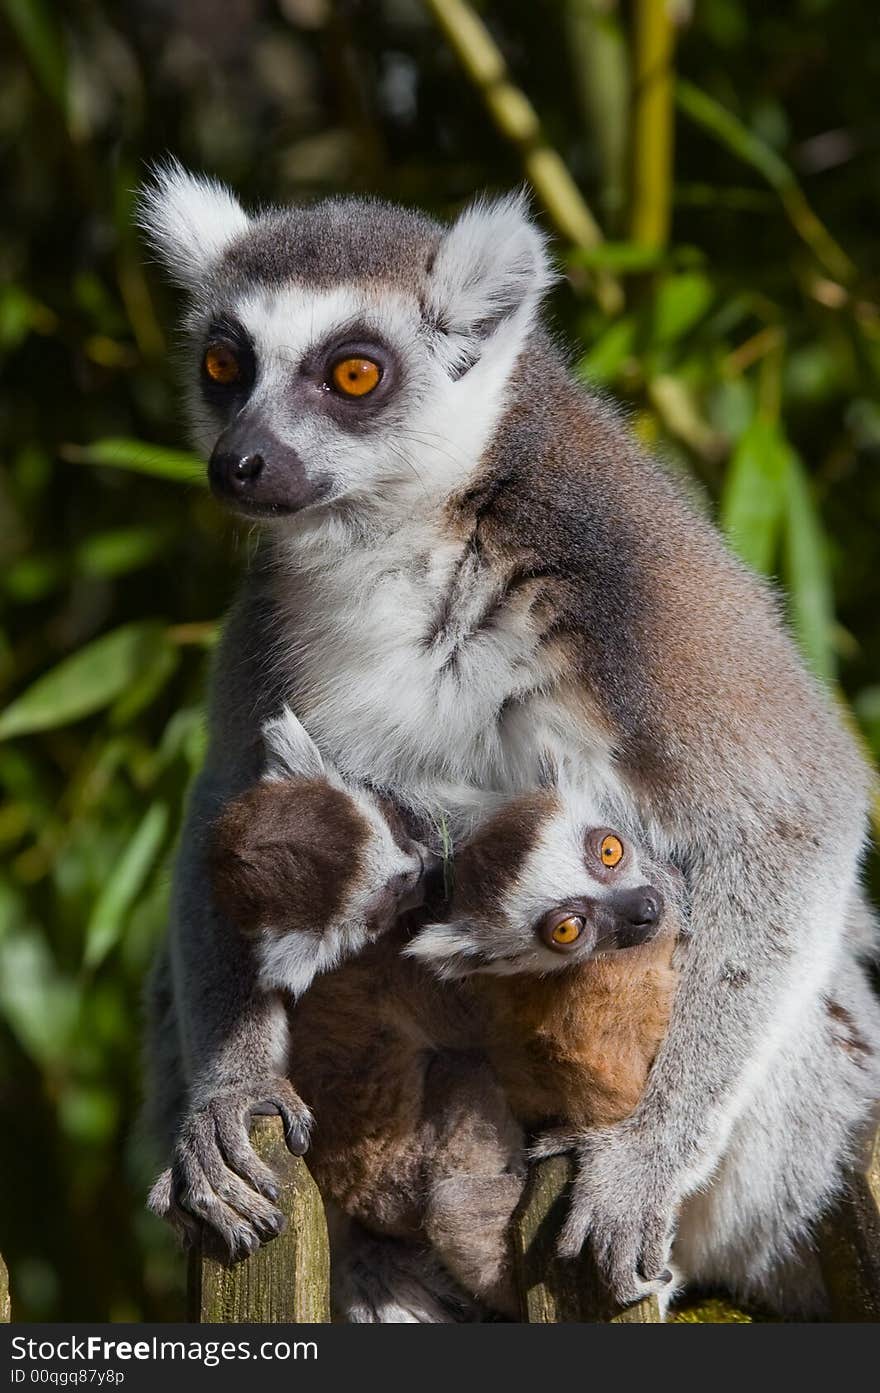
0,0,878,1321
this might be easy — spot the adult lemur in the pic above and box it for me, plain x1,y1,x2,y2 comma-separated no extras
141,164,880,1317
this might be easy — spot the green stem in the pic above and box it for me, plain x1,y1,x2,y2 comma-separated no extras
423,0,623,315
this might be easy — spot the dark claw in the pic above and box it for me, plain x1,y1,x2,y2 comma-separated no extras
284,1119,310,1155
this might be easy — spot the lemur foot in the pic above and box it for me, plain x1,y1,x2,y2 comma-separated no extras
532,1120,680,1307
149,1078,312,1262
332,1225,478,1324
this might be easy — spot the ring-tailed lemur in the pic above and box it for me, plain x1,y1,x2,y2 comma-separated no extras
196,709,681,1318
139,163,880,1317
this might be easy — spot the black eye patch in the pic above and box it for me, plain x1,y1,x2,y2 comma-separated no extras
199,314,256,408
290,320,399,424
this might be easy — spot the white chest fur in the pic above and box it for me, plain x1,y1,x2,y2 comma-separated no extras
271,506,625,835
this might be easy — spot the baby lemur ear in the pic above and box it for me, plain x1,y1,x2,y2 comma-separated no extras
261,707,325,783
404,919,481,980
425,191,555,375
137,159,250,289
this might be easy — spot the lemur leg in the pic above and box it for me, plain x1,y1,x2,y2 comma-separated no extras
328,1210,477,1324
673,946,880,1317
425,1173,524,1318
419,1052,526,1319
141,941,186,1156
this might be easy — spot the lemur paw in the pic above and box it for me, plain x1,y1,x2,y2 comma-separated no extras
149,1078,312,1262
532,1120,679,1307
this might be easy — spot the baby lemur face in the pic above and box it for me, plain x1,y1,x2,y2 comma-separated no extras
210,709,436,998
406,789,677,981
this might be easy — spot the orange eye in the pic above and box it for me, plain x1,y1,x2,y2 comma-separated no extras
204,343,241,385
331,357,381,397
550,915,584,945
600,834,624,868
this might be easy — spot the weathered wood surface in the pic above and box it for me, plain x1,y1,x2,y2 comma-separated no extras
818,1113,880,1322
0,1252,9,1323
510,1155,661,1323
188,1116,330,1323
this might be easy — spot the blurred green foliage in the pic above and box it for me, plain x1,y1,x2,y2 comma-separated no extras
1,0,879,1321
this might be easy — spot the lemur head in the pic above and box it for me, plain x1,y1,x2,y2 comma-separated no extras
210,708,438,997
406,789,680,981
138,162,554,519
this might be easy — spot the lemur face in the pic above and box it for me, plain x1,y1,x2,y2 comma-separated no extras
210,709,437,998
406,790,677,981
138,165,553,520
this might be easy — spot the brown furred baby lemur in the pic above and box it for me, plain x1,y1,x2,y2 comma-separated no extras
208,707,681,1316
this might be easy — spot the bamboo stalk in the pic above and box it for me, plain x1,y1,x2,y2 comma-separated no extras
628,0,676,249
564,1,630,231
424,0,623,315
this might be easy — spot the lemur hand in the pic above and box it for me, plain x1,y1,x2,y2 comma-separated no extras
532,1118,680,1305
148,1077,312,1261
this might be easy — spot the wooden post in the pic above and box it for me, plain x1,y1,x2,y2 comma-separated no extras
0,1253,9,1323
818,1114,880,1321
510,1156,661,1322
187,1117,330,1323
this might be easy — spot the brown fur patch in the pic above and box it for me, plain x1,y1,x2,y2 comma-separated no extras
472,927,678,1128
450,790,558,925
285,934,507,1239
826,997,872,1061
209,777,370,937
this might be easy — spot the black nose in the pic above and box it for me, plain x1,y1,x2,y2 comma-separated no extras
609,886,663,947
232,452,264,483
210,448,265,492
619,886,662,926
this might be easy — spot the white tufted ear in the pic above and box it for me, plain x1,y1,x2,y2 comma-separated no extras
426,191,555,375
137,159,250,289
261,708,325,783
403,920,482,979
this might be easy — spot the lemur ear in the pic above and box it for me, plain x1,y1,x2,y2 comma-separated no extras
403,921,479,979
425,191,555,375
137,159,249,289
262,708,325,783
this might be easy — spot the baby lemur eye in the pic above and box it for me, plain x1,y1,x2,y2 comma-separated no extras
538,912,585,951
330,356,382,398
600,834,624,868
551,915,584,945
203,342,241,385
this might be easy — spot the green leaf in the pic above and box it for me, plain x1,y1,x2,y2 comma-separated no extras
84,801,170,968
676,78,793,193
0,927,79,1067
569,242,665,273
676,78,854,283
650,272,714,345
0,622,170,739
62,438,205,484
783,453,835,684
75,526,170,579
577,317,636,384
109,641,180,727
720,418,789,574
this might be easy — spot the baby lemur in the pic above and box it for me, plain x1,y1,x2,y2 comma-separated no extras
208,709,680,1316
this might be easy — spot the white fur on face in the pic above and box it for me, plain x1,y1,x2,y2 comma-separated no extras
184,275,535,509
407,792,656,980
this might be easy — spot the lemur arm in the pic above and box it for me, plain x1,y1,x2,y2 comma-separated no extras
540,759,867,1304
147,587,312,1259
